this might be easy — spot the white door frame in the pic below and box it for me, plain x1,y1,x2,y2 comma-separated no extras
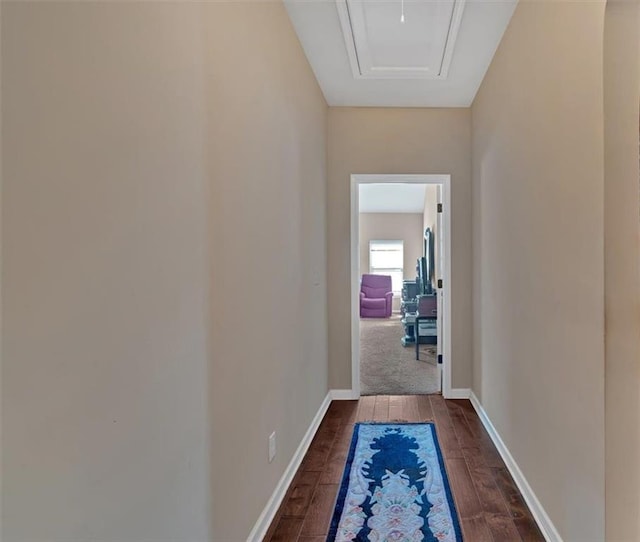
350,174,454,398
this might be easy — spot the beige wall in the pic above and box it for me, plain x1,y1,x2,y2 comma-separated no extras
206,3,328,539
328,108,472,389
471,1,606,539
603,1,640,540
1,2,328,541
359,212,423,311
359,212,423,289
3,4,211,539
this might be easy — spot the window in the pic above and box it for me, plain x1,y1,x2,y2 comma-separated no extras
369,240,404,293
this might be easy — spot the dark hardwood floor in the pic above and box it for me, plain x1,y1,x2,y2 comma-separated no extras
264,395,544,542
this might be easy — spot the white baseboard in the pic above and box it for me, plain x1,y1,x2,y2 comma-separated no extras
247,391,332,542
469,391,562,542
444,388,471,399
330,389,360,400
331,389,469,400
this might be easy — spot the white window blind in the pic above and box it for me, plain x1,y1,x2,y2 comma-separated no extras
369,240,404,293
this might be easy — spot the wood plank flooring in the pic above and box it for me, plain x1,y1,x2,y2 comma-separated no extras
264,395,544,542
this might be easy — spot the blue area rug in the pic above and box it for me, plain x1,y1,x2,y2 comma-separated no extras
327,423,463,542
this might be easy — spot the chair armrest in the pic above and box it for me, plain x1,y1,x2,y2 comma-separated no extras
385,291,393,299
360,291,365,300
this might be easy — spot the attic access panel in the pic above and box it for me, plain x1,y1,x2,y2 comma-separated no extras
336,0,465,79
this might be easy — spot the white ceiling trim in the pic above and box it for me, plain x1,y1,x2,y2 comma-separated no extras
336,0,466,80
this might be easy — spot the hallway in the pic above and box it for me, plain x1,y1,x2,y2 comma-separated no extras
265,396,544,541
2,1,638,539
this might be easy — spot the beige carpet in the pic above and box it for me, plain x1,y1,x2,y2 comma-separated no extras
359,314,440,396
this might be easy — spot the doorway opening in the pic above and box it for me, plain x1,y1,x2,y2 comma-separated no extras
350,174,452,397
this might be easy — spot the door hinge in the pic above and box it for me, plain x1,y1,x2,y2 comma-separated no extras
437,279,443,288
437,203,443,213
437,354,443,364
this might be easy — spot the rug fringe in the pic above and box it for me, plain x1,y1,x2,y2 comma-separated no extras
356,418,435,423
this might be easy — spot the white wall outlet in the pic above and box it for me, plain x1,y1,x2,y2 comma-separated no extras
268,431,276,463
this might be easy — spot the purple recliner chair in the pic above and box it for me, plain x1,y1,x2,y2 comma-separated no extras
360,274,393,318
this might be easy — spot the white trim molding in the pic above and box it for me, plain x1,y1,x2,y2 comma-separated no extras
330,389,360,400
247,392,332,542
469,392,562,542
445,388,470,400
331,389,471,401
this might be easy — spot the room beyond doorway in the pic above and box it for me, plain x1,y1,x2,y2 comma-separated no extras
350,174,452,397
358,183,440,395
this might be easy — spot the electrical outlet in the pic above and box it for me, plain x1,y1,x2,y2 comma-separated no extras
268,432,276,463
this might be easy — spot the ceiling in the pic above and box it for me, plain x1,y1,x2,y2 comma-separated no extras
284,0,517,107
359,183,428,213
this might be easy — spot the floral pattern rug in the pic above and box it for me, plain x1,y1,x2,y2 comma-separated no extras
327,423,463,542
